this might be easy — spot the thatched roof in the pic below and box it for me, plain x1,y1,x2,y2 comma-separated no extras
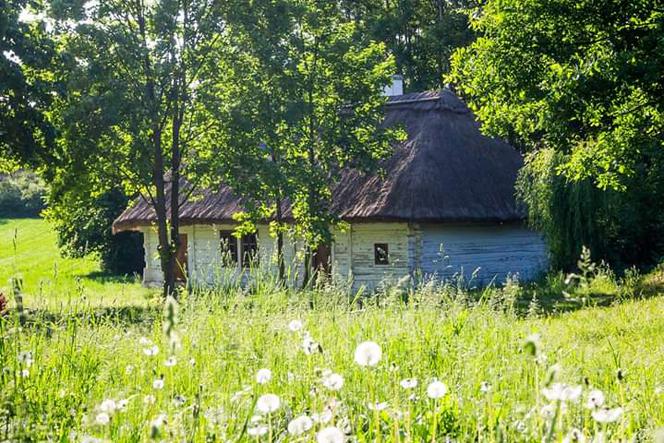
113,89,524,233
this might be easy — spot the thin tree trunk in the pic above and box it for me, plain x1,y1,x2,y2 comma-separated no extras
275,198,285,282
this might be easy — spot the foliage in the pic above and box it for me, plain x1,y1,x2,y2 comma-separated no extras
0,170,45,217
45,188,144,275
340,0,475,92
43,0,233,296
216,0,401,253
0,0,57,171
449,0,664,270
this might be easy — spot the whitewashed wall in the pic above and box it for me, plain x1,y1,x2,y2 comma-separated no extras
414,223,548,285
139,222,547,289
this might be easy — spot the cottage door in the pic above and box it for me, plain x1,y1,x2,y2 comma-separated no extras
312,243,332,278
174,234,188,282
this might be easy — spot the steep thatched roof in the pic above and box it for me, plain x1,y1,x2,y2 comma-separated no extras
113,89,524,233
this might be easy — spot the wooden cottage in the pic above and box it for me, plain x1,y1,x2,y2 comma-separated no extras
113,88,549,290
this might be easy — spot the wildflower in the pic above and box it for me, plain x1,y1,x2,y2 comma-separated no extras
150,414,167,438
480,381,492,393
563,428,587,443
288,414,313,435
99,399,117,414
139,337,152,346
585,389,605,409
80,436,103,443
95,412,110,425
256,368,272,384
143,345,159,357
153,378,164,390
367,401,389,411
289,320,303,332
117,399,129,412
172,395,186,407
540,403,556,419
164,356,177,367
400,378,418,389
312,409,333,424
541,383,582,402
18,351,33,367
322,372,344,391
256,394,281,414
125,365,134,374
247,425,268,437
591,407,624,423
143,394,156,405
427,380,448,399
303,334,321,355
19,369,29,377
354,341,382,367
316,426,346,443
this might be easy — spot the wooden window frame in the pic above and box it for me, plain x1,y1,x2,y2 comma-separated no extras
240,233,258,268
374,243,389,265
219,230,239,265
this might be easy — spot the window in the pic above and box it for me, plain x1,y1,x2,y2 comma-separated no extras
374,243,389,265
241,233,258,268
220,231,238,265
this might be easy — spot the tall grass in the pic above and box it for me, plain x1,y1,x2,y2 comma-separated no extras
1,280,663,442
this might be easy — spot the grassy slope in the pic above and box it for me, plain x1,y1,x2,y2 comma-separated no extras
0,218,154,307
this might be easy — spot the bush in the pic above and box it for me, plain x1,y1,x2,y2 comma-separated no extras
0,171,46,217
46,189,144,275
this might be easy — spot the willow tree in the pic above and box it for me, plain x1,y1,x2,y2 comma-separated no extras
46,0,232,297
215,0,401,284
449,0,664,269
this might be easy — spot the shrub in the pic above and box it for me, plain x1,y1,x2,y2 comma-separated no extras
0,171,46,217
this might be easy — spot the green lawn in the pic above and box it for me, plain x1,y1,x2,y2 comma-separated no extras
0,218,154,308
1,218,663,442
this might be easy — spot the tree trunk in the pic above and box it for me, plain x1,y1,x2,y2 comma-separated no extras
275,197,285,282
152,129,176,298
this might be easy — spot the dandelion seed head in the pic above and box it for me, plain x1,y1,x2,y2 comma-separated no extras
256,393,281,414
400,378,418,389
542,383,582,402
153,379,164,390
288,414,313,435
367,401,389,411
18,351,33,367
164,356,177,367
143,394,156,405
289,320,303,332
592,407,624,423
563,428,587,443
316,426,345,443
143,345,159,357
95,412,110,425
426,380,448,399
256,368,272,384
354,341,382,367
99,399,117,414
480,381,492,393
247,425,268,437
312,409,333,424
585,389,605,409
322,372,344,391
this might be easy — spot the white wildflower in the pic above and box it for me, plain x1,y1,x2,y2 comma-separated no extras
563,428,587,443
426,380,448,399
367,401,389,411
256,368,272,384
585,389,605,409
256,394,281,414
541,383,582,402
288,414,313,435
480,381,492,393
143,394,156,405
322,372,344,391
354,341,382,367
139,337,152,346
117,399,129,412
312,409,333,424
172,395,186,407
99,399,117,414
95,412,110,425
289,320,303,332
592,407,624,423
19,369,29,377
247,425,268,437
164,356,177,367
303,334,320,355
400,378,418,389
18,351,33,367
143,345,159,357
316,426,346,443
153,378,164,390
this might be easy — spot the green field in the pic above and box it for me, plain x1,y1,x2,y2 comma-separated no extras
1,219,663,442
0,218,154,308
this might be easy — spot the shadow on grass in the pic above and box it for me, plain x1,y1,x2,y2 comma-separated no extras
82,270,143,284
4,304,161,331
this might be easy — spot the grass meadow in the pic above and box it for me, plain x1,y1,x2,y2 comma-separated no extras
1,218,663,442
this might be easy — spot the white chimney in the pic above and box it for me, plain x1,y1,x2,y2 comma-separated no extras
383,74,403,96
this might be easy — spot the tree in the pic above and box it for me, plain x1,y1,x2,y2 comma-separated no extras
449,0,664,269
340,0,475,92
217,0,401,285
1,0,56,171
45,0,231,297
